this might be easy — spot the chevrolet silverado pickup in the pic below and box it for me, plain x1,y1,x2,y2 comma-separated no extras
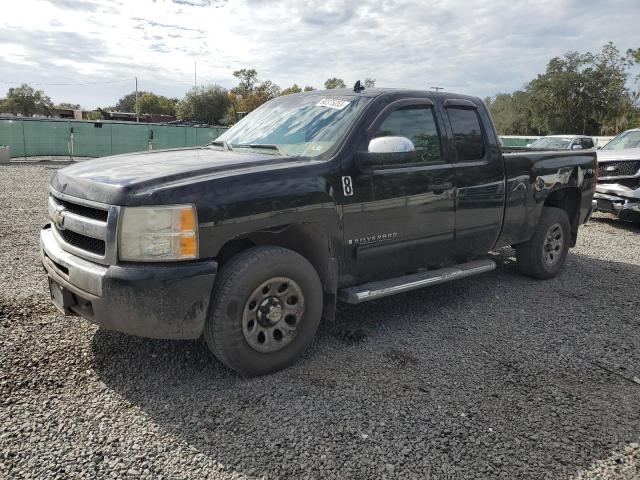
40,86,597,375
594,128,640,221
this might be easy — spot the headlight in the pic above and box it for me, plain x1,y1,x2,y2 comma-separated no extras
118,205,198,261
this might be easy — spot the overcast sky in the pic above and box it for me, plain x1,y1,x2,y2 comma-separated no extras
1,0,638,109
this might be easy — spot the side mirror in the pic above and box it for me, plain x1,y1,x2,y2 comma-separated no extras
571,144,583,150
356,136,416,171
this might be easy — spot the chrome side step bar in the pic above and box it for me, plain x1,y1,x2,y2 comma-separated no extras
338,259,496,304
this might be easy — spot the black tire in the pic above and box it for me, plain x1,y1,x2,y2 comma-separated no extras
516,207,571,279
204,246,323,376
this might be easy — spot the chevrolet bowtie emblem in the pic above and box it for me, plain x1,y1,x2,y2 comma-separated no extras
54,206,66,230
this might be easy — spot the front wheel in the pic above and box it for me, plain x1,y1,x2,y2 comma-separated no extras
516,207,571,279
204,246,323,376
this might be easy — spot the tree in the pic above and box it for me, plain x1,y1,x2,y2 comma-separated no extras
225,80,282,123
281,84,303,96
2,84,53,116
232,69,259,94
485,91,540,135
526,43,631,135
255,80,281,100
86,110,103,121
177,85,230,125
364,78,376,88
116,91,148,112
55,102,81,110
135,92,178,116
324,78,346,89
303,86,316,92
487,43,640,135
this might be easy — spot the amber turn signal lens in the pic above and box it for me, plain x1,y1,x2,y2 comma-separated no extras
179,235,197,257
180,207,196,231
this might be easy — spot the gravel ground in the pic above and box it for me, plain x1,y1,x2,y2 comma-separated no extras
1,163,639,480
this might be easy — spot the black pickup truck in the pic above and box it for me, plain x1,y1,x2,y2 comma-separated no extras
40,87,597,375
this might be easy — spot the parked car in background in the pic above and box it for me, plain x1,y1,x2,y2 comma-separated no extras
527,135,595,150
594,128,640,222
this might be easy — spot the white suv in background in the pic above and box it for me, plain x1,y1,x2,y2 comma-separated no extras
594,128,640,222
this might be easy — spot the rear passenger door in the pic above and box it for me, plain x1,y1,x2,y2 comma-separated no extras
442,99,505,257
348,98,456,280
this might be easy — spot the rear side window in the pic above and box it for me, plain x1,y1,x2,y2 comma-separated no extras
447,107,485,161
581,138,594,149
374,106,442,163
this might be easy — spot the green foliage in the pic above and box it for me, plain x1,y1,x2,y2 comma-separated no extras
116,91,147,112
177,85,230,125
364,78,376,88
255,80,281,100
135,92,178,116
303,86,316,92
85,110,103,121
232,69,259,94
485,91,540,135
225,71,282,123
55,102,81,110
281,84,303,96
324,78,346,89
2,84,53,116
487,43,640,135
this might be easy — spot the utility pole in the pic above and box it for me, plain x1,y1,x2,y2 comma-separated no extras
194,62,197,124
135,76,139,123
430,86,444,92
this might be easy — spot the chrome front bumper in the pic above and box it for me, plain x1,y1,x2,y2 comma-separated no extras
40,226,218,339
594,184,640,220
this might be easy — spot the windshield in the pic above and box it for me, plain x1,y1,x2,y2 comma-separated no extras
215,94,369,158
528,137,572,149
601,130,640,150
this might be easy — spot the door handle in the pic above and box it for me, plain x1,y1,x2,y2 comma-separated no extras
428,182,453,192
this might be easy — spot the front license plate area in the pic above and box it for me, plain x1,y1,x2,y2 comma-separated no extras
48,277,76,314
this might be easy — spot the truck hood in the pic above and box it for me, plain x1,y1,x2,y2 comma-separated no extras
51,147,316,205
597,147,640,162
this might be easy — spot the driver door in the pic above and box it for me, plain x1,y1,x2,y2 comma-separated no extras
342,98,456,282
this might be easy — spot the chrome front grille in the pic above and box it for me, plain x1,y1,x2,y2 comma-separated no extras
57,229,106,256
597,160,640,179
53,197,108,222
48,190,119,265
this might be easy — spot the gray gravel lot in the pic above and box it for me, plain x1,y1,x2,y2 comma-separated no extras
1,163,639,479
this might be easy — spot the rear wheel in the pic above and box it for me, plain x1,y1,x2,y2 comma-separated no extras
516,207,570,279
204,246,323,376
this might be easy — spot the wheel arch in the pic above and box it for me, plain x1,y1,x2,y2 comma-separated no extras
542,186,581,246
214,223,338,321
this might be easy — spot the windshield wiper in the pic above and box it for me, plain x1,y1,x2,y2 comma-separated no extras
208,140,232,151
231,143,285,156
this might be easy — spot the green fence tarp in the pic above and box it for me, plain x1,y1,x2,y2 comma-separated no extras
0,120,26,157
0,118,228,158
72,122,113,158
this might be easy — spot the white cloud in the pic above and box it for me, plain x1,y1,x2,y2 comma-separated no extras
0,0,638,108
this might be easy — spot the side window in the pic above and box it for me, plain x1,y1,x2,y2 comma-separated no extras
582,138,594,149
373,106,442,163
447,107,485,161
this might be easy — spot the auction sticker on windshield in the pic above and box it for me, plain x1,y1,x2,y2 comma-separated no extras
316,98,351,110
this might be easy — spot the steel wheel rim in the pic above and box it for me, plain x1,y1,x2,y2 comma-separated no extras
543,222,564,266
242,276,305,353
